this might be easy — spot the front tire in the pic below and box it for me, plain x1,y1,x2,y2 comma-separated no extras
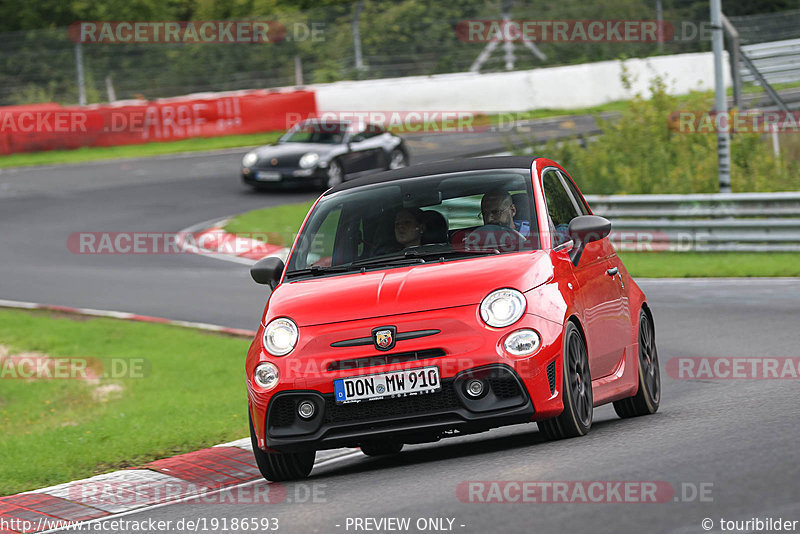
538,322,593,440
613,309,660,418
249,412,315,481
360,440,404,456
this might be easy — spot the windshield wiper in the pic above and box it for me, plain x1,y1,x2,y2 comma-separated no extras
286,248,501,279
285,256,425,278
284,265,351,278
349,255,427,268
348,248,500,267
402,248,501,260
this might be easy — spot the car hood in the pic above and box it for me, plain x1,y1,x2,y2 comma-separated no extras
264,251,553,327
254,143,337,159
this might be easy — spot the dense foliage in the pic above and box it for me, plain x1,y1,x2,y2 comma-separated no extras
1,0,796,105
542,74,800,194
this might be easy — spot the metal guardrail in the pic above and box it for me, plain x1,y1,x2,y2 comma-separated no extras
740,38,800,86
584,192,800,252
419,193,800,252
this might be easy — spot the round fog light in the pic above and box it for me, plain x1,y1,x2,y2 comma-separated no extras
466,379,485,398
298,400,316,419
504,329,541,356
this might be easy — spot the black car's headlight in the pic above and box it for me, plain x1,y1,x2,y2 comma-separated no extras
242,152,258,167
299,152,319,169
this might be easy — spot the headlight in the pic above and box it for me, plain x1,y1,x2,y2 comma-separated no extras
242,151,258,167
263,318,298,356
299,152,320,169
480,288,526,327
253,362,279,390
504,329,541,356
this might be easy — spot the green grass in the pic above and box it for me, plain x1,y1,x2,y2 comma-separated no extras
618,252,800,278
738,79,800,96
223,200,315,247
0,132,281,169
225,202,800,278
488,99,630,124
0,309,253,496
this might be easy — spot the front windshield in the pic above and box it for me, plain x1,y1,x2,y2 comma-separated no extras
279,122,347,144
285,169,539,279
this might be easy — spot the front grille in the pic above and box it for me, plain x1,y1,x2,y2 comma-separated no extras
327,349,446,371
487,375,523,399
323,380,460,424
547,361,557,393
270,397,298,428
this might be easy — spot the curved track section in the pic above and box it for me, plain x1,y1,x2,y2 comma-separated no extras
1,127,799,534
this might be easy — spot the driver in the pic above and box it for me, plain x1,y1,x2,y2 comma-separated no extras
481,188,516,228
463,188,526,251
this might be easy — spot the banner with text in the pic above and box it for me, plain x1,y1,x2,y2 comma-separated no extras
0,90,316,154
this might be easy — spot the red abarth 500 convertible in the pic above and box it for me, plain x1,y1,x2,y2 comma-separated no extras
246,156,661,481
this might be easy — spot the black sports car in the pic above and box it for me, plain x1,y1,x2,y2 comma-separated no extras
241,119,409,190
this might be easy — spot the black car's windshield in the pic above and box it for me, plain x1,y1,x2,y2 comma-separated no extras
285,169,539,279
279,121,348,144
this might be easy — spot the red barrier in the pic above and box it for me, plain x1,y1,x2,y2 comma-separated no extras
0,90,316,155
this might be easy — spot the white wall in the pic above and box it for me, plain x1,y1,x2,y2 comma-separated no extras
314,51,730,113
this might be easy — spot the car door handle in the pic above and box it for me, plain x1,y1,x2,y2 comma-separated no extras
606,267,619,276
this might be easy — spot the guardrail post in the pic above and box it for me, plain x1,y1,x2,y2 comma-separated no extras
74,42,87,106
721,15,741,109
711,0,732,194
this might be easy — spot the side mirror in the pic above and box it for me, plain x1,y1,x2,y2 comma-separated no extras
251,256,285,289
351,134,364,143
568,215,611,266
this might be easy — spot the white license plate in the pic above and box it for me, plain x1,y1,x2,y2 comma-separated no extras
334,366,440,403
255,171,282,181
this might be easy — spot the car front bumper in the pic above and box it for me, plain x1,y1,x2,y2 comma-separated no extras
262,364,535,452
242,166,327,188
246,304,568,452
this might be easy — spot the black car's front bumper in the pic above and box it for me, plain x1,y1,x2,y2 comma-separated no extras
242,167,327,189
261,365,535,452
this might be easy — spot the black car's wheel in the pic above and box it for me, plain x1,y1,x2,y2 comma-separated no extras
360,440,404,456
613,309,660,418
538,322,593,440
249,412,315,481
388,148,408,170
325,159,344,188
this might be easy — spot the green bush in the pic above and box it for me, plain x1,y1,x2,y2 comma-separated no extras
541,75,800,194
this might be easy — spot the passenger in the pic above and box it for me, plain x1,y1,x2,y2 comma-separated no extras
393,207,426,248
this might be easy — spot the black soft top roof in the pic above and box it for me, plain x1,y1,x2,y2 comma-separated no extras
324,156,538,196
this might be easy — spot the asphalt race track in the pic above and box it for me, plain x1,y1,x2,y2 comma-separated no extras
2,123,799,534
